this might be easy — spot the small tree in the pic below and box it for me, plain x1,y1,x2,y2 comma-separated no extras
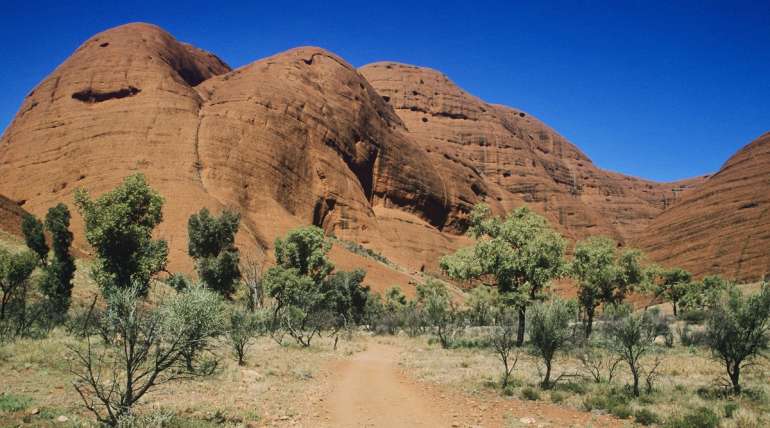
75,174,168,296
70,285,225,426
39,203,76,318
227,308,262,365
570,236,644,338
21,213,48,264
188,208,241,298
165,285,226,373
325,269,370,348
527,298,575,388
603,308,658,396
705,284,770,394
441,204,566,346
646,266,691,316
0,249,37,322
418,279,459,348
491,308,520,388
263,226,335,347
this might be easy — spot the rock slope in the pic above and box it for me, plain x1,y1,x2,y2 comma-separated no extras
637,132,770,281
1,23,763,287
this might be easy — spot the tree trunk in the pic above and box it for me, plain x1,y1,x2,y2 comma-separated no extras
516,307,526,346
672,299,678,317
543,361,552,389
584,308,594,339
730,364,741,394
632,367,640,397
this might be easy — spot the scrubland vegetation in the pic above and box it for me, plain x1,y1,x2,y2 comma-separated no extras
1,174,769,427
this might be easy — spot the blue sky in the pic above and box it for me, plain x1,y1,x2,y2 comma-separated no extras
1,0,768,181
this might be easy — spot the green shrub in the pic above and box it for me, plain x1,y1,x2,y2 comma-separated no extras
665,407,719,428
550,391,565,403
610,404,632,419
520,386,540,401
634,408,660,426
724,402,739,418
0,392,32,413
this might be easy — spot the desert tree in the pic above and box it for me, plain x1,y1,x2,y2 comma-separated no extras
527,298,576,388
188,208,241,298
570,236,644,338
646,266,691,316
226,307,263,365
0,249,37,329
21,213,48,264
325,269,370,348
263,226,334,347
70,285,225,426
39,203,76,318
417,279,459,348
602,308,659,396
441,204,566,345
705,284,770,394
491,307,520,388
74,174,168,296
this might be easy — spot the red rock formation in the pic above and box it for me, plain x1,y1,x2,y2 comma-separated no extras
3,23,760,291
0,195,29,238
637,132,770,282
358,62,697,243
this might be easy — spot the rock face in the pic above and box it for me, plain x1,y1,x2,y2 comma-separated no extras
637,132,770,281
0,194,29,238
358,62,698,242
0,23,763,289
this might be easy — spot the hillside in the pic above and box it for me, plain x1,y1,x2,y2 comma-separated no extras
637,132,770,281
0,22,765,287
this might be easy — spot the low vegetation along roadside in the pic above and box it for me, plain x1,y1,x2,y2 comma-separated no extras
0,173,769,427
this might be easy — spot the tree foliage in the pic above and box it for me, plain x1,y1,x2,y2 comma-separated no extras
39,203,76,316
570,236,644,338
21,213,48,264
0,249,37,323
527,298,576,388
705,284,770,394
188,208,241,298
441,204,565,344
602,307,658,396
74,174,168,295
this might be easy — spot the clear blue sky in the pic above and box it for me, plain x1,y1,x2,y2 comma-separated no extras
1,1,768,182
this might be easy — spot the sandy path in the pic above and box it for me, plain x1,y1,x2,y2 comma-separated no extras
318,342,452,427
305,340,623,428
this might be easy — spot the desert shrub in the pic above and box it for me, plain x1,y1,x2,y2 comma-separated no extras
582,385,631,413
549,391,565,403
677,323,708,347
527,298,575,388
520,386,540,401
603,308,660,396
466,285,499,326
333,238,391,266
491,309,520,388
418,279,461,348
705,284,770,394
0,249,38,340
576,343,622,383
187,208,241,298
70,285,225,425
729,408,761,428
226,308,262,365
724,402,739,418
664,407,719,428
0,392,32,412
74,174,168,296
165,285,227,373
634,408,660,426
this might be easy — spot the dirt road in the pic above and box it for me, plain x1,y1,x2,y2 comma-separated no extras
306,341,621,428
